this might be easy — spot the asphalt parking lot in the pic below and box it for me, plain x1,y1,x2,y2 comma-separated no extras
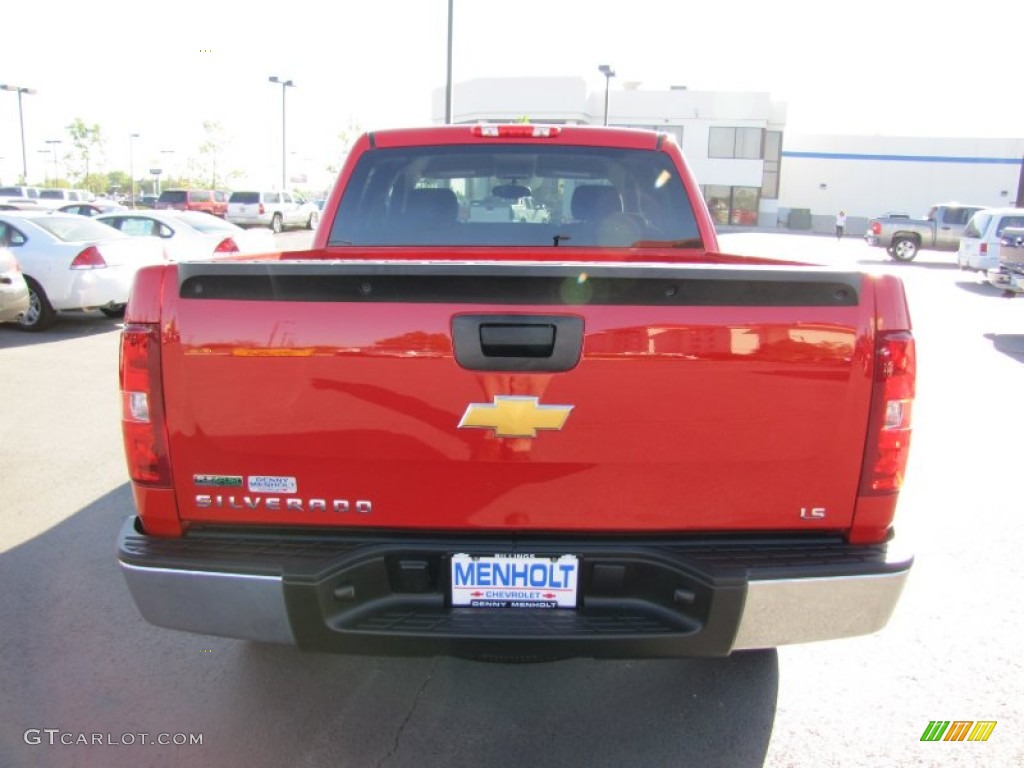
1,231,1022,767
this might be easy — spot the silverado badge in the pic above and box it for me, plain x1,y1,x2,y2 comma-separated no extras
458,396,573,438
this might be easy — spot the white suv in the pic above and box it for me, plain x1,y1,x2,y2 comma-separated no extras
958,207,1024,273
38,188,93,203
226,191,319,233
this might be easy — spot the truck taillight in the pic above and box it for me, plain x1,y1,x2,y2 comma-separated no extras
859,331,915,496
870,222,881,235
980,243,988,255
258,203,265,215
70,245,107,269
120,322,172,486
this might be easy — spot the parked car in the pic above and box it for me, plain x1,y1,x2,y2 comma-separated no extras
58,201,127,217
957,207,1024,273
0,246,30,324
155,189,222,217
0,197,49,211
467,196,514,222
226,190,320,232
37,188,93,203
0,185,41,200
0,212,166,330
212,190,230,217
985,226,1024,294
866,203,985,261
511,197,551,224
96,210,276,262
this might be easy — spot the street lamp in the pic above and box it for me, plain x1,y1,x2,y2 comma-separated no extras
269,76,296,191
445,0,454,124
37,150,50,186
129,133,140,208
161,149,175,189
598,65,615,126
45,139,61,186
1,84,38,184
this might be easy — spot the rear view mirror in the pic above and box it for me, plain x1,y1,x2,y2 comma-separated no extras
491,183,531,200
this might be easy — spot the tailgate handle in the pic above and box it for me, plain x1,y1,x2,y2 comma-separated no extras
453,315,583,372
480,323,554,357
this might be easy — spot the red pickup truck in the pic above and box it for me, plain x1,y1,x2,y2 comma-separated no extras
118,125,915,658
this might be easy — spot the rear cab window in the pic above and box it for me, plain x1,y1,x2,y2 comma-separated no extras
328,143,701,248
229,192,260,204
963,213,990,239
942,207,973,226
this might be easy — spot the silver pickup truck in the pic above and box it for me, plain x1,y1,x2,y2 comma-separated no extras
866,203,985,261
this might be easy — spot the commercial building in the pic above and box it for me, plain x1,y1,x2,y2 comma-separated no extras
434,77,1024,234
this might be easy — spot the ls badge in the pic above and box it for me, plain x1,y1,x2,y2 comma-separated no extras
458,396,573,438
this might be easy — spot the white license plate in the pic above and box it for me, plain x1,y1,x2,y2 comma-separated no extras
451,553,579,609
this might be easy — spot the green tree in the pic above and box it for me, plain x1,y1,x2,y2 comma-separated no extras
106,170,131,197
324,119,364,179
82,173,108,196
65,118,104,186
197,120,226,188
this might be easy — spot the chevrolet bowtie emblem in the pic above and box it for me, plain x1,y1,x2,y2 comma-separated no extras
458,396,574,438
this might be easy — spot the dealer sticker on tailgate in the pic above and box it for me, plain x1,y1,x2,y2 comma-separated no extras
451,553,579,609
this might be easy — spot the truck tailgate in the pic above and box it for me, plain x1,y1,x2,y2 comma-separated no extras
162,261,874,533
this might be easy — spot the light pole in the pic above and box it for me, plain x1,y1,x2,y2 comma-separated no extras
37,150,49,186
129,133,139,208
45,139,61,186
598,65,615,126
445,0,454,124
159,148,174,188
269,76,295,191
1,84,37,184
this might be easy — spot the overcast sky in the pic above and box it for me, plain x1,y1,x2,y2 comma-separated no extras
3,0,1021,189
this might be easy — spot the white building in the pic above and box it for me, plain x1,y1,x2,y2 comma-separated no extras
434,77,1024,234
780,135,1024,233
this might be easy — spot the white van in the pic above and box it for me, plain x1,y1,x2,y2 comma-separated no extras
957,207,1024,272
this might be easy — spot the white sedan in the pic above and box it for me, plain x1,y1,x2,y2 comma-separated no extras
58,201,128,217
96,210,276,262
0,212,166,331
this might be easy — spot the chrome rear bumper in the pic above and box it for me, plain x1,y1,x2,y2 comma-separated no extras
118,517,911,657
